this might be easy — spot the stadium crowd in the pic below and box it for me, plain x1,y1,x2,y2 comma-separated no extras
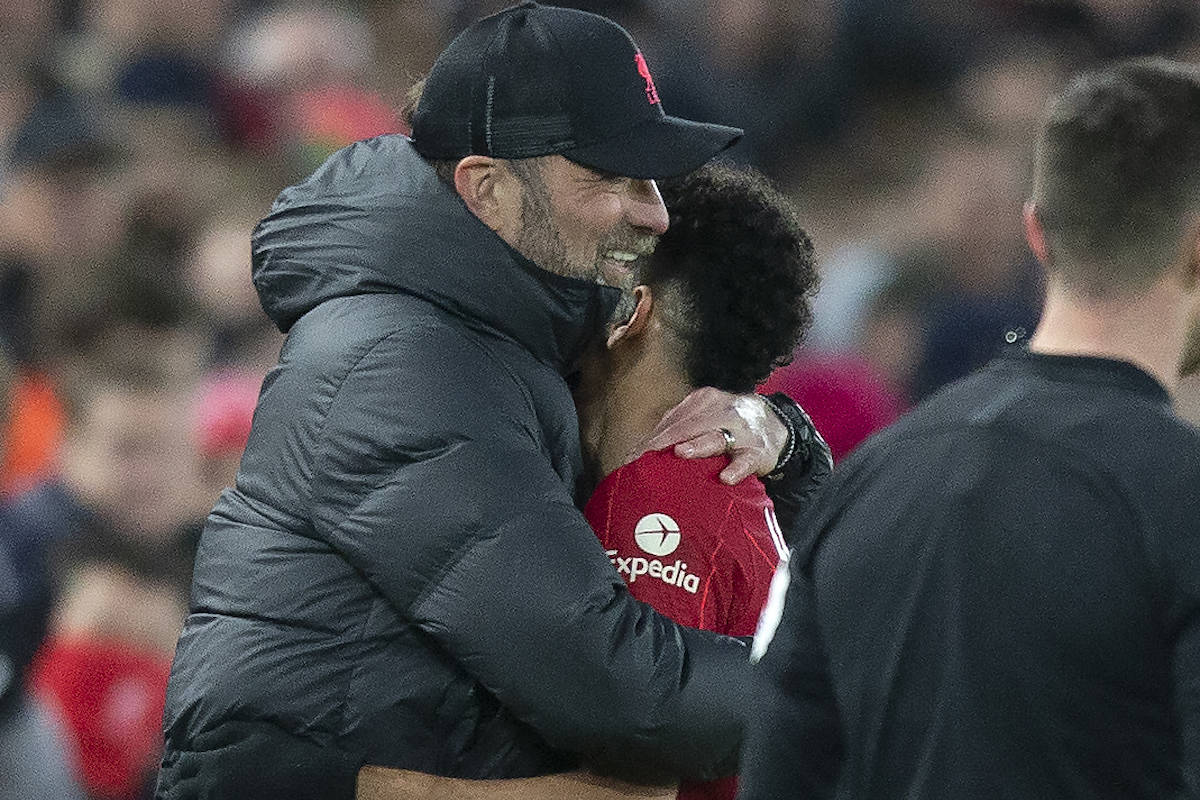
1,1,1199,798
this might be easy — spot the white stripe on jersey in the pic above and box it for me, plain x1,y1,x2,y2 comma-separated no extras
764,506,789,560
750,557,791,663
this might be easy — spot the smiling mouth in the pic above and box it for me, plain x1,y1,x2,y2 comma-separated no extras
597,238,656,284
599,250,641,280
600,243,655,271
598,254,639,287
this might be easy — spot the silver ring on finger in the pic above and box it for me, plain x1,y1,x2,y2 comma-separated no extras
720,427,735,455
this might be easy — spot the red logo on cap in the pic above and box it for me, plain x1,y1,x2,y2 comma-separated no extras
634,52,660,106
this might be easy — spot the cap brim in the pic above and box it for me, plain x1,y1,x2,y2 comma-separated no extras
563,115,743,180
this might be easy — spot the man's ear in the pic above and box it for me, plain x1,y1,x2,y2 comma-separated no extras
1023,200,1051,267
607,285,654,349
454,156,512,232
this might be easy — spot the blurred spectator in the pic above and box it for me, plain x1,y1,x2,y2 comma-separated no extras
807,244,898,354
904,135,1042,398
21,348,203,800
0,72,36,164
0,335,84,800
192,368,260,504
0,1,61,76
951,43,1070,147
3,87,124,242
856,257,945,404
217,5,401,173
0,89,96,495
838,0,976,97
67,0,231,108
31,635,172,800
94,190,197,334
186,211,282,370
645,0,849,174
1,87,128,358
761,353,902,463
46,336,206,563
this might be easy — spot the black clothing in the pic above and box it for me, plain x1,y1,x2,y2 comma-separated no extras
0,488,75,721
0,512,50,722
158,135,757,798
0,481,196,722
740,349,1200,799
0,261,36,365
761,395,832,546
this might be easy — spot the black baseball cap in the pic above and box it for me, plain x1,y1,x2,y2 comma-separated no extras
411,1,742,180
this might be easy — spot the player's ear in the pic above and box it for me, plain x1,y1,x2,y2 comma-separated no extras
607,285,653,349
455,156,518,235
1023,200,1051,267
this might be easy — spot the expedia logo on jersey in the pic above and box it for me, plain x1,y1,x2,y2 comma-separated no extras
606,513,700,594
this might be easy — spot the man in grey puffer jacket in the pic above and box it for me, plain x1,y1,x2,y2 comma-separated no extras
157,5,829,798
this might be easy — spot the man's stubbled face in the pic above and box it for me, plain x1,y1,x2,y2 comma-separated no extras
506,156,661,292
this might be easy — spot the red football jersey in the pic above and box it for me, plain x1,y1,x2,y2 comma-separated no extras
583,448,788,800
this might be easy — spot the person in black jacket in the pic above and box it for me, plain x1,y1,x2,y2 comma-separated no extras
157,5,827,799
739,57,1200,799
343,162,822,800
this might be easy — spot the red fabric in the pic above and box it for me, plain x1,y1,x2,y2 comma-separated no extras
584,449,785,800
193,370,261,458
292,84,404,146
759,354,902,463
30,635,172,800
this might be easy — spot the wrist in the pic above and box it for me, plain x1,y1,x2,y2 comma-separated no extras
760,392,797,478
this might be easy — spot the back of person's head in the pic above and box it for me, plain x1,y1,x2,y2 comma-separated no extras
639,164,817,393
1032,58,1200,297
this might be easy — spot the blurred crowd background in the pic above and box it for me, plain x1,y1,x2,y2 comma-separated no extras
2,1,1199,798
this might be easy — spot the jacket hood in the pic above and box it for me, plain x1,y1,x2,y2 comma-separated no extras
252,135,621,374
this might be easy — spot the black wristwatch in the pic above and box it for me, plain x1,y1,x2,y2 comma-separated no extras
760,392,830,480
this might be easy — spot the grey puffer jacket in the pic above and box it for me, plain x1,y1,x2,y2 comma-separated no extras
158,136,754,796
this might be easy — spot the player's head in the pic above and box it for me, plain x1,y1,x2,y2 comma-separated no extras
406,2,741,286
605,163,818,393
1026,58,1200,299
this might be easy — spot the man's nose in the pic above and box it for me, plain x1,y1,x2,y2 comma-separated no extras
624,179,669,235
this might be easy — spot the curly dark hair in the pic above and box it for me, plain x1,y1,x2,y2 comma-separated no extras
642,164,817,394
